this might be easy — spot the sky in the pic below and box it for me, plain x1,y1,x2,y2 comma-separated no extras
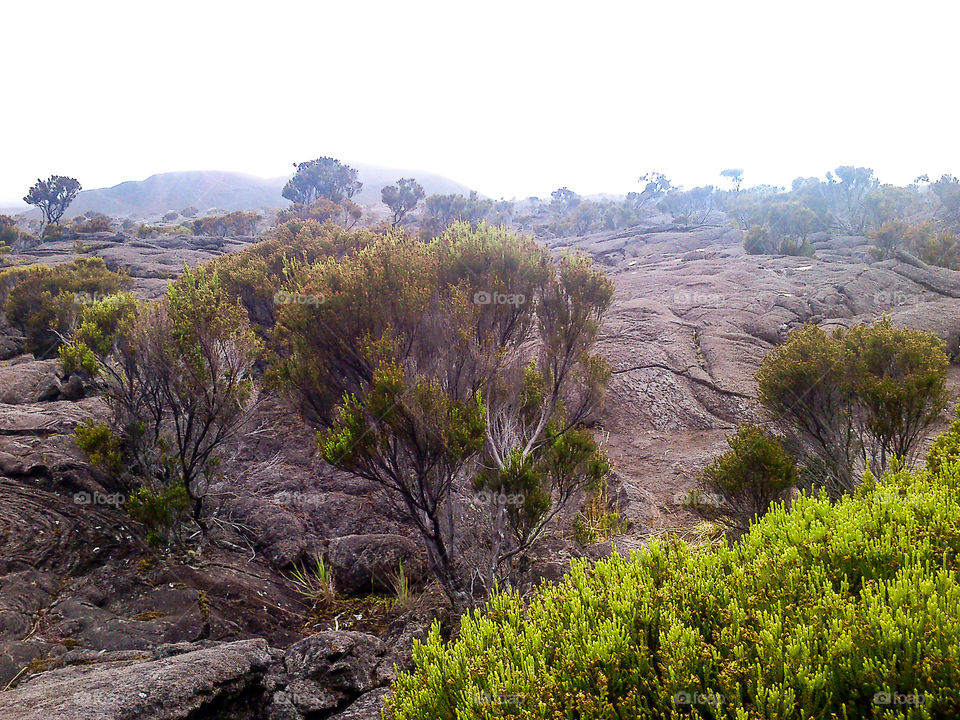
2,0,959,205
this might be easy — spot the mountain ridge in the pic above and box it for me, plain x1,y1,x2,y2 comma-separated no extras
4,164,475,218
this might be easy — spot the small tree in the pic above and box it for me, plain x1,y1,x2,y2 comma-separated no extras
282,157,362,205
381,178,425,226
24,175,81,226
61,266,262,540
720,168,744,191
757,318,948,496
274,222,613,610
698,424,797,534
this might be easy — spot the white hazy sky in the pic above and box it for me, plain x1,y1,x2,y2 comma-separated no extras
2,0,959,204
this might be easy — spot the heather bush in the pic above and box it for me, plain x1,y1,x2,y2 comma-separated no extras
389,462,960,718
274,221,613,610
697,423,797,533
1,257,131,355
757,318,948,495
61,267,261,538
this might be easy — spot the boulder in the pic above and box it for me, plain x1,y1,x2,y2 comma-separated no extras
0,639,274,720
326,534,427,595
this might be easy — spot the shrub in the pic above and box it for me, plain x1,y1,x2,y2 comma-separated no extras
126,484,192,546
697,423,797,533
208,219,374,329
73,420,124,478
72,214,112,233
276,198,362,229
389,463,960,718
0,215,18,251
61,266,261,537
275,221,613,610
757,318,948,495
572,485,628,544
163,211,179,222
869,220,960,269
191,211,260,237
1,257,131,356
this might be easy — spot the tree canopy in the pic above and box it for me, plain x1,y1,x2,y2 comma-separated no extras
24,175,81,225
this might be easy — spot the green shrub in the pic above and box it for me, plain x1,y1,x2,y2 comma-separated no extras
1,257,132,356
927,405,960,475
698,424,797,533
126,484,192,545
207,219,374,328
73,420,124,477
757,318,949,495
72,215,112,233
572,485,628,544
62,267,261,538
389,464,960,718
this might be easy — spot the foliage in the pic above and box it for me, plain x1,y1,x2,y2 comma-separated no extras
720,168,743,191
757,318,949,496
697,424,797,533
382,177,425,225
0,215,17,253
207,219,375,328
73,420,125,477
282,157,362,205
927,405,960,475
657,186,717,227
125,484,192,546
289,556,336,608
572,484,628,544
23,175,81,226
72,214,112,233
869,220,960,269
273,222,614,610
61,266,262,536
190,211,260,237
389,463,960,718
421,192,493,236
275,198,361,229
1,257,131,356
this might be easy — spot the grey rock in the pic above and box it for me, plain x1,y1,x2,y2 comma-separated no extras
326,534,426,595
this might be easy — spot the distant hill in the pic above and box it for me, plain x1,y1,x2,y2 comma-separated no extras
7,165,476,219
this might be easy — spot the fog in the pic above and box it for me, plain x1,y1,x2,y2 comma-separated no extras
2,0,958,203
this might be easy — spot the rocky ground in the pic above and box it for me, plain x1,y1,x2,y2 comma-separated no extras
1,224,959,718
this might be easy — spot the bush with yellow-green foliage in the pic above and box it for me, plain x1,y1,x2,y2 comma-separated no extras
870,220,960,269
389,458,960,718
697,424,797,534
61,267,261,539
274,221,613,610
208,219,375,328
126,484,192,546
1,257,131,356
73,420,125,478
757,317,949,497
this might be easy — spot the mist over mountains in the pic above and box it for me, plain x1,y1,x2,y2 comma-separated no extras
5,163,474,218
